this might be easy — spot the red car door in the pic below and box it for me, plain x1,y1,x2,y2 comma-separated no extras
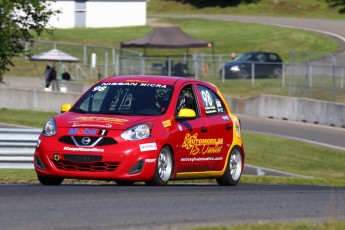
195,84,234,171
173,84,211,172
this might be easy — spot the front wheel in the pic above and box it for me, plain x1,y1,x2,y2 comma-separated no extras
37,175,64,185
271,68,282,78
146,146,173,186
216,146,243,186
238,69,249,79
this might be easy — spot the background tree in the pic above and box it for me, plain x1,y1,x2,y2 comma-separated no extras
0,0,60,83
326,0,345,13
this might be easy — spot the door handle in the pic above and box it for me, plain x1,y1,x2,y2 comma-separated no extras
201,127,208,133
226,125,232,130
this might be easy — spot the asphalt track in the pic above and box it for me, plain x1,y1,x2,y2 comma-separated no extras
0,184,344,230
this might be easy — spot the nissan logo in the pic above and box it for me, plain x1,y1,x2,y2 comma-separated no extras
81,137,91,145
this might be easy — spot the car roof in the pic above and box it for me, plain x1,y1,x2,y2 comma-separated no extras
242,51,279,55
99,75,212,88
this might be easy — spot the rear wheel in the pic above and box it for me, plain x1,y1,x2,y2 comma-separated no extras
37,175,64,185
216,146,243,186
146,146,173,186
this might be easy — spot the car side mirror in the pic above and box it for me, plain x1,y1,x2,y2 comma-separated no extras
176,108,196,120
60,104,72,113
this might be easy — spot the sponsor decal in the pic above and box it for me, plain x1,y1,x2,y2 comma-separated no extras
102,82,141,86
139,83,167,88
69,117,128,125
182,133,223,155
72,123,112,128
100,82,167,88
125,79,148,83
216,99,224,113
145,158,156,163
63,147,104,152
139,143,158,152
234,119,241,137
162,119,172,128
68,128,99,135
181,157,223,162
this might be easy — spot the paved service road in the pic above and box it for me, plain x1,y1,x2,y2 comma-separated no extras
239,114,345,151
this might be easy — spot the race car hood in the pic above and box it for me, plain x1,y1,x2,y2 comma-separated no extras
54,112,158,130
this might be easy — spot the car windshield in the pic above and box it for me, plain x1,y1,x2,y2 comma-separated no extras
70,83,173,116
234,53,253,62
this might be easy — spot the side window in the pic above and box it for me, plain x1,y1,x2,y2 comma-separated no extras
268,53,281,62
256,54,266,62
175,85,198,116
197,85,226,116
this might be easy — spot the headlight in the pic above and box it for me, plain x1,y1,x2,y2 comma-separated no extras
121,122,152,141
230,65,240,72
42,118,57,136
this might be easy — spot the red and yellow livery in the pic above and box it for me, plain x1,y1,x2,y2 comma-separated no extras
34,75,245,186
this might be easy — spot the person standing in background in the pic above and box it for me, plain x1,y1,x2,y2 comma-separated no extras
49,66,59,91
44,65,51,88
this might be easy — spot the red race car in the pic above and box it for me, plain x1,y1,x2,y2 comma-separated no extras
34,75,245,186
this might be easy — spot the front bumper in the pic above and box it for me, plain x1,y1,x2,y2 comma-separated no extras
34,136,159,181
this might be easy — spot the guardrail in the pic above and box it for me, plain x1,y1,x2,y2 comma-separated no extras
0,128,41,169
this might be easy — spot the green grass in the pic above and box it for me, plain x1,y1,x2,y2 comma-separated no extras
148,0,345,19
32,18,337,60
243,132,345,180
0,108,57,128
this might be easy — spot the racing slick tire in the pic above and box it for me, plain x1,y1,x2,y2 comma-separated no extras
216,146,243,186
37,175,64,185
146,146,173,186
